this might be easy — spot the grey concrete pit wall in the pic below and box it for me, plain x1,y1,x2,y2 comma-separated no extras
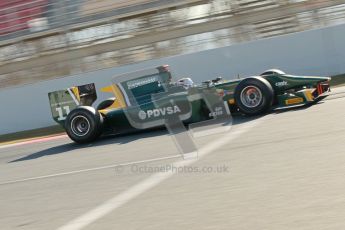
1,23,345,135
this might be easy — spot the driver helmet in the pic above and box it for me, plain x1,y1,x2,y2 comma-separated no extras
177,77,194,89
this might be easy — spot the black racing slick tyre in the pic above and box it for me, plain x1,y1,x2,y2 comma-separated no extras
65,106,103,143
234,77,274,116
97,97,115,110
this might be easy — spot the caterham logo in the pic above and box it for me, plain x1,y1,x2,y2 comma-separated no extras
275,81,288,87
138,105,181,120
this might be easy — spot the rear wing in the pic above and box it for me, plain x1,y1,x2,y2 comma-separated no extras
48,83,97,126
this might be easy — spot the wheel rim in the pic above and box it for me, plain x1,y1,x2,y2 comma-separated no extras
71,115,90,137
240,86,263,108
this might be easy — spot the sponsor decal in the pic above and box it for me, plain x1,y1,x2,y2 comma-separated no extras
138,110,147,120
127,76,159,90
79,83,95,91
138,105,181,120
275,81,288,87
285,97,304,105
209,107,224,117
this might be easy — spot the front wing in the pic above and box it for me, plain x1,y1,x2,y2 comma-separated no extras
274,82,330,110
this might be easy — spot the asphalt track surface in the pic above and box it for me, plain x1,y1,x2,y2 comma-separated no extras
1,87,345,230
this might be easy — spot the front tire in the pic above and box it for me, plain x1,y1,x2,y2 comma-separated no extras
65,106,103,143
234,77,274,116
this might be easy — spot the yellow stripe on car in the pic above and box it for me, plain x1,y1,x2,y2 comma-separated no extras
285,97,304,105
303,89,314,102
71,87,80,101
111,85,127,108
99,85,127,114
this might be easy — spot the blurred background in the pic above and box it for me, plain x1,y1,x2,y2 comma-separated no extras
3,4,345,230
1,0,345,88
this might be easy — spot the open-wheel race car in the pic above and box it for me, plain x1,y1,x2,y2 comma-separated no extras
48,65,330,143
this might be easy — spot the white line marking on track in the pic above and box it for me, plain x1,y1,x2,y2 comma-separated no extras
56,118,264,230
0,155,181,186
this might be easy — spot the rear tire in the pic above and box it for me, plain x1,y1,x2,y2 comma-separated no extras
234,77,274,116
65,106,103,143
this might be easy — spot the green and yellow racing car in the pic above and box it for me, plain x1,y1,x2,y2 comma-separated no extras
48,65,330,143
